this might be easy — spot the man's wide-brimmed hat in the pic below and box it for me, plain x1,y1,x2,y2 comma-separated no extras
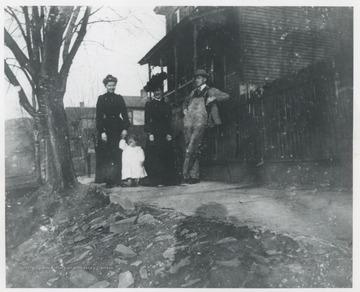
143,72,167,92
194,69,208,78
103,74,118,85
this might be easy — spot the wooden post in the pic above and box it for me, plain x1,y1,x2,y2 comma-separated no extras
174,43,178,104
193,24,198,72
223,55,227,91
160,56,163,73
148,63,152,98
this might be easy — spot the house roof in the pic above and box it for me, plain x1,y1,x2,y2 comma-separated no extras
154,6,176,15
122,95,147,108
138,7,229,66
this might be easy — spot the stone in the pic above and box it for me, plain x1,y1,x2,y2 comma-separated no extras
169,257,191,274
185,232,198,239
140,266,148,279
253,263,271,277
181,278,201,287
180,228,189,236
46,277,59,286
154,234,175,242
216,237,238,244
175,245,189,251
77,250,91,261
88,280,110,288
109,194,135,211
100,234,114,242
146,243,153,249
69,269,98,287
110,222,132,234
81,223,90,232
107,214,118,224
89,216,104,225
14,238,36,260
137,214,161,225
74,235,87,243
107,271,116,277
266,249,279,255
118,271,134,288
114,244,136,258
131,260,142,266
66,250,91,264
216,258,242,267
115,258,128,265
163,247,176,260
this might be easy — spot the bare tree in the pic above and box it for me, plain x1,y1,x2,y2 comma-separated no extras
4,6,91,191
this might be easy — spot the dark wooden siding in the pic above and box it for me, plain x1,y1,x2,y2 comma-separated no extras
237,7,352,84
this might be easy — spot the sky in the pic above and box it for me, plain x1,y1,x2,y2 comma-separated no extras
4,6,165,119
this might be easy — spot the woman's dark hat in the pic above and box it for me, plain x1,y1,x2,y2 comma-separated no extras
144,72,167,92
103,74,118,85
194,69,208,78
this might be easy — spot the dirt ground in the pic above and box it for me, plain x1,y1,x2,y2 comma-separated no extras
5,183,352,288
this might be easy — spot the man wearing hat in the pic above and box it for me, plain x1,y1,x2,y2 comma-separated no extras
182,69,229,184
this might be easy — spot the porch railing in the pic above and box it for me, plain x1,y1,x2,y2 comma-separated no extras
164,80,194,106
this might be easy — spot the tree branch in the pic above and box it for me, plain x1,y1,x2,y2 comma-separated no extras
87,19,126,25
60,6,91,79
63,6,81,61
4,60,37,117
7,62,36,92
90,7,103,16
31,6,45,65
5,7,31,60
4,28,36,78
21,6,35,62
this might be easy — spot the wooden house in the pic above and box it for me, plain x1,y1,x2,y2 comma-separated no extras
139,6,353,187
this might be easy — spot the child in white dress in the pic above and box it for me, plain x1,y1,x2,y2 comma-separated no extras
119,134,147,186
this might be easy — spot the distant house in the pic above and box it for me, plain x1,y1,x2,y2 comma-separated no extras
139,6,353,187
65,96,147,176
5,118,38,189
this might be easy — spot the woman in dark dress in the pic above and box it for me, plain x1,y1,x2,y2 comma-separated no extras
95,74,130,188
143,73,177,186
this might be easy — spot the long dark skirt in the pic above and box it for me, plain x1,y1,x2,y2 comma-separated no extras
144,138,176,186
95,131,122,185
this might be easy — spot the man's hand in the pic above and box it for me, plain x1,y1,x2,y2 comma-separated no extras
166,134,172,142
149,134,154,142
101,132,107,142
206,96,216,105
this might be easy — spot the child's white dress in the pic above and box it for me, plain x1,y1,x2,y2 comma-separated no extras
119,139,147,180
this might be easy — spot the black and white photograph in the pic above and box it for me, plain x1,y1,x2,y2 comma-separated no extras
2,0,357,289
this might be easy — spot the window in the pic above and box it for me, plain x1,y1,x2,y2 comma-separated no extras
133,110,145,125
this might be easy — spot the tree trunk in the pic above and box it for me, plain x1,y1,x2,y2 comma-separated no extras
33,123,43,185
37,77,77,191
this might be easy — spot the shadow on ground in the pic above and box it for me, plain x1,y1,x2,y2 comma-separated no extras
151,202,352,288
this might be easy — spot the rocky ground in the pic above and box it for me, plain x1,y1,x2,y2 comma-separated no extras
5,184,352,288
